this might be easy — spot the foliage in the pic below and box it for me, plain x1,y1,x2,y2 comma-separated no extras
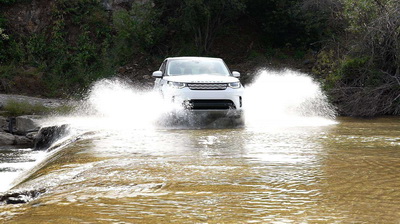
0,28,7,40
341,0,400,73
0,0,115,96
312,50,338,80
336,57,384,87
0,4,9,62
3,100,51,116
0,0,22,4
0,27,9,62
155,0,246,54
2,0,400,116
341,0,383,32
47,0,113,92
2,99,75,116
246,0,335,49
318,0,400,116
181,0,246,54
113,2,164,64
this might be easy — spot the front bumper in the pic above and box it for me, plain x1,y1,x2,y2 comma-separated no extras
164,86,244,110
159,108,245,128
187,109,243,118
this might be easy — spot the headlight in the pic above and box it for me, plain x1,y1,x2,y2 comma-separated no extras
168,81,186,89
228,82,241,89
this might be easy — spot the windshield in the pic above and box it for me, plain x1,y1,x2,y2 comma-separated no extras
167,59,230,76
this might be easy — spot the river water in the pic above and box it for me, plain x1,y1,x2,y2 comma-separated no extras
1,70,400,223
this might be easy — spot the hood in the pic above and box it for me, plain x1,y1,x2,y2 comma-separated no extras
163,75,239,83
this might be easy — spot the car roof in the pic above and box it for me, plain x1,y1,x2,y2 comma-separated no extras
166,57,223,61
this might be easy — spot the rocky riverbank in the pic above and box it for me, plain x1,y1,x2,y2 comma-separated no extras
0,115,41,147
0,95,71,205
0,94,67,148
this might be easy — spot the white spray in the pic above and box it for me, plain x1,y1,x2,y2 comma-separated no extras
244,69,336,127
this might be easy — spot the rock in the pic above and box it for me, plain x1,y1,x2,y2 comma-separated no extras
14,135,33,146
34,124,69,151
15,115,41,135
0,131,34,146
7,117,16,134
0,189,46,205
0,132,15,145
26,131,38,140
0,116,8,132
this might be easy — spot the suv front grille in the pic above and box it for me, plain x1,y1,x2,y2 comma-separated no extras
185,100,236,110
187,83,227,90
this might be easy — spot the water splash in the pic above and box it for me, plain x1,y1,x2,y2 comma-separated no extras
71,70,336,131
43,79,177,132
42,70,336,132
244,69,337,128
82,79,173,129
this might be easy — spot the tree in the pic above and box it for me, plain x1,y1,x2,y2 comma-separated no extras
328,0,400,116
341,0,400,74
155,0,246,54
246,0,339,49
0,27,9,62
113,2,164,62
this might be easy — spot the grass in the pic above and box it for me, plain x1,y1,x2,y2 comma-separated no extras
2,100,75,116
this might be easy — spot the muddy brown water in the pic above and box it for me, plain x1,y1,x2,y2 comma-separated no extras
1,117,400,223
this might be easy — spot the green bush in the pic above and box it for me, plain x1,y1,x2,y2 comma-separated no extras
3,100,51,116
0,0,116,96
22,0,114,95
154,0,245,55
337,57,369,78
113,2,165,64
246,0,331,49
2,99,75,116
0,0,19,4
0,27,9,62
335,57,384,87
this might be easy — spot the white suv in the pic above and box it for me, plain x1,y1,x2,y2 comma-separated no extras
152,57,244,120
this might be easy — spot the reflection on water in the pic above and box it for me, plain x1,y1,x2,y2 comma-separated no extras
1,117,400,223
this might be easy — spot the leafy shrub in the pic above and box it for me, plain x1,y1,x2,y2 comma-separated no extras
336,57,384,87
0,27,9,62
2,99,75,116
3,100,51,116
154,0,246,54
0,0,19,4
20,0,114,95
312,50,337,77
113,2,165,63
246,0,333,49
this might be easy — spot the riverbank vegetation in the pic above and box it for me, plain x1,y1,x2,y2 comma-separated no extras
0,0,399,116
1,99,73,116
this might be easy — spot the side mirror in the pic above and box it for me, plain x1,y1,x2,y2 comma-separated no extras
152,71,163,78
232,71,240,78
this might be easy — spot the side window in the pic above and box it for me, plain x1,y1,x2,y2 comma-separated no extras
159,60,167,75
